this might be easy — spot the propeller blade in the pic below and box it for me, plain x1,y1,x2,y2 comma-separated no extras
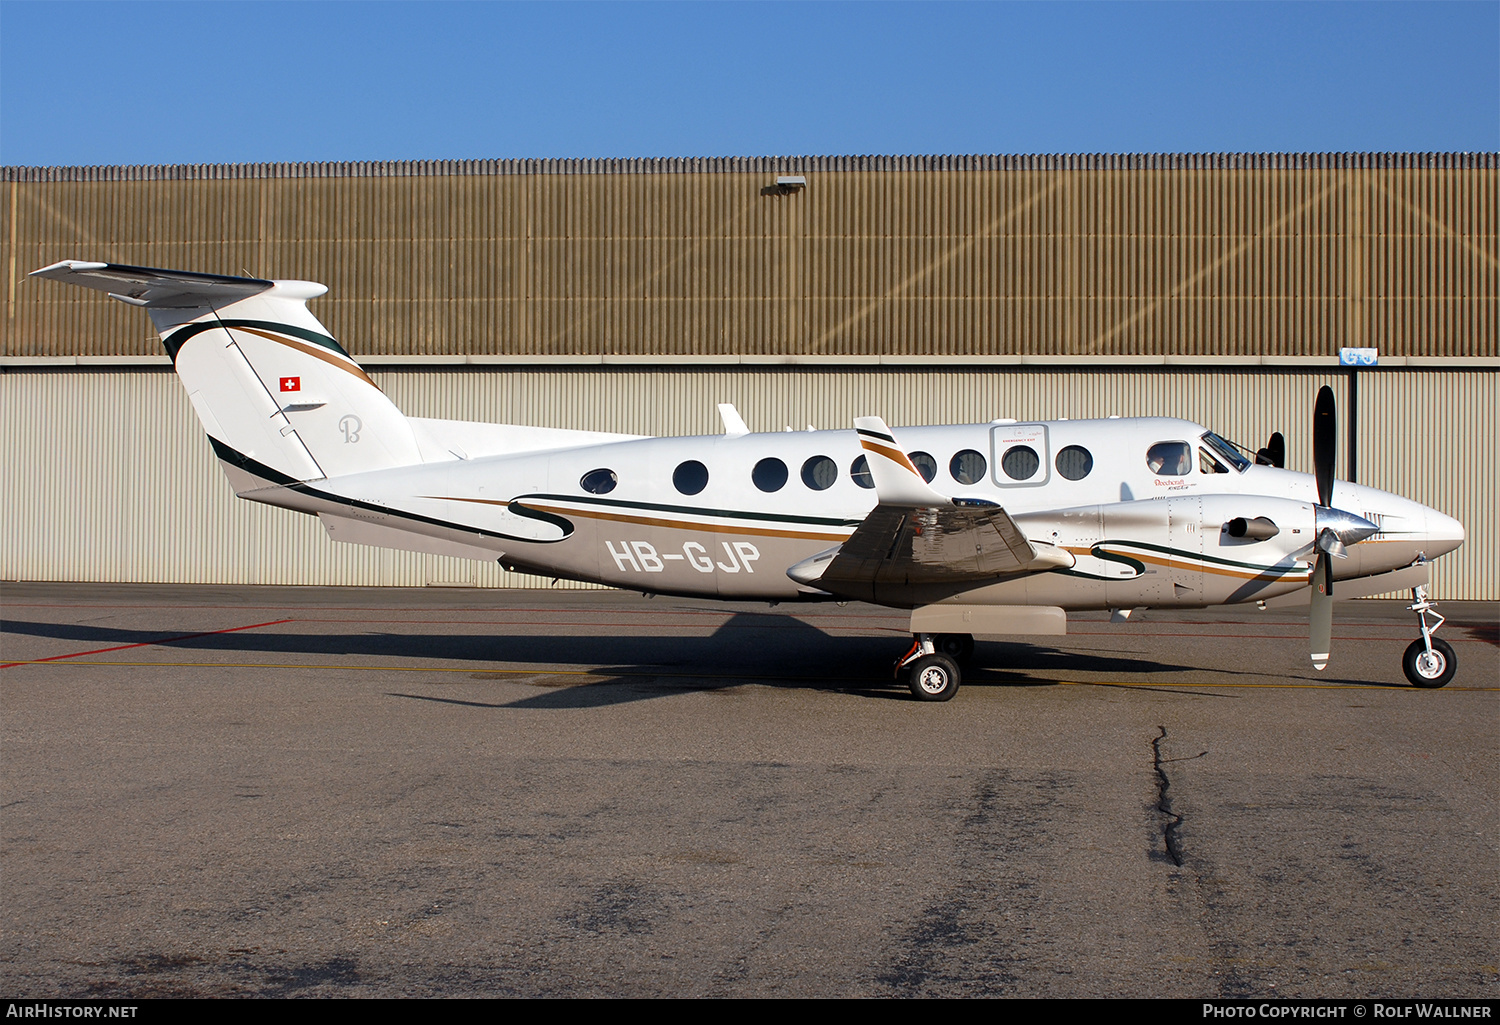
1315,526,1349,564
1310,552,1333,670
1256,431,1286,468
1313,386,1336,508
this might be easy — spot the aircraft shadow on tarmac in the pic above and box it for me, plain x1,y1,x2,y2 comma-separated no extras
0,609,1397,707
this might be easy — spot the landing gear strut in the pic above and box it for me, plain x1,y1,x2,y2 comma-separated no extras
935,633,975,665
896,634,961,701
1402,580,1456,688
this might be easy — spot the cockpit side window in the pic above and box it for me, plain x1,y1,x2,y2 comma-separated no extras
1201,431,1251,472
1199,447,1227,474
1146,441,1192,476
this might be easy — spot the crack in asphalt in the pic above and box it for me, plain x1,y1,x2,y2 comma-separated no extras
1152,726,1208,867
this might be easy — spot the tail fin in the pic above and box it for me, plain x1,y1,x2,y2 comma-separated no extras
31,261,421,489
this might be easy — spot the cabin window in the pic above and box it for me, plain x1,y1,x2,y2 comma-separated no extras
579,468,617,494
673,460,709,495
752,457,788,492
950,450,987,485
801,455,838,491
1146,441,1192,476
850,455,875,489
1000,445,1041,481
908,451,938,483
1055,445,1093,481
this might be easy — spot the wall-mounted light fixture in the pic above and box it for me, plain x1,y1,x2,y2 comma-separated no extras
774,176,807,194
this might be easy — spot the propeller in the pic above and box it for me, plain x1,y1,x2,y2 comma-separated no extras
1255,431,1285,468
1313,385,1336,508
1307,385,1385,670
1308,385,1338,669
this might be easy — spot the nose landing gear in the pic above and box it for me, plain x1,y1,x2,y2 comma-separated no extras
1402,581,1456,688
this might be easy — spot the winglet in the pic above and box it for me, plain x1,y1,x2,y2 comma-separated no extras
854,416,950,506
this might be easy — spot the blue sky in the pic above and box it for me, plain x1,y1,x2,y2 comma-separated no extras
1,1,1496,166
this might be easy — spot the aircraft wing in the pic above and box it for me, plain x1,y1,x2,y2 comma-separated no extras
814,502,1042,589
30,260,275,308
788,416,1071,595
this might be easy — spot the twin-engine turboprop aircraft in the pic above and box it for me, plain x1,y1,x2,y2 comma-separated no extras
33,260,1467,700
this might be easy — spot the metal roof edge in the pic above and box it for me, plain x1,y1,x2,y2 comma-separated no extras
5,151,1498,182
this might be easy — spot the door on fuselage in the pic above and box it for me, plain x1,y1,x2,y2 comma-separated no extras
989,423,1051,489
1165,495,1205,605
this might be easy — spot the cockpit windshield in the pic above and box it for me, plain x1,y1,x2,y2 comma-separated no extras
1201,432,1251,472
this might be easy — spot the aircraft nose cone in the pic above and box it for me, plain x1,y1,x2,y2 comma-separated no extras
1423,508,1466,558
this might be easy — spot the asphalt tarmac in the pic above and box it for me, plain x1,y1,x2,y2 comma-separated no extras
2,584,1496,998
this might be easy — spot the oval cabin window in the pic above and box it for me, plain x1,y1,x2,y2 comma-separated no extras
850,455,875,489
1054,446,1093,481
1146,441,1192,476
580,468,618,494
673,460,709,496
908,451,938,483
752,457,788,493
1000,445,1040,481
801,455,838,491
950,449,987,485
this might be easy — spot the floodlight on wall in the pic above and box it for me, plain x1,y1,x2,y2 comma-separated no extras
774,176,807,194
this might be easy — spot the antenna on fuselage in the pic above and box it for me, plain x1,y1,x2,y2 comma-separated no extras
717,403,749,438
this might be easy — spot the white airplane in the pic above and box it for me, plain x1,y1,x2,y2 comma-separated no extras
32,260,1467,700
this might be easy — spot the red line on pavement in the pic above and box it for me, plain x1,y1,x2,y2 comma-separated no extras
0,619,294,669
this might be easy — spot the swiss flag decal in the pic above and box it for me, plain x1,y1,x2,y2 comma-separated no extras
279,376,301,392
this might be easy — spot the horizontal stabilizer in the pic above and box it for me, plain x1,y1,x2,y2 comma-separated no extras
30,260,276,309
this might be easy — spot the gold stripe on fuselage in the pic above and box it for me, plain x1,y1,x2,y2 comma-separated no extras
436,496,853,543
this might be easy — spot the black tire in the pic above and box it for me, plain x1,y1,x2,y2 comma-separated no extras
1403,637,1456,689
936,633,975,666
908,654,961,702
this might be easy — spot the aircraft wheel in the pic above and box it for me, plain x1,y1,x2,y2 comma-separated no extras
908,654,961,702
1402,638,1456,689
936,633,975,666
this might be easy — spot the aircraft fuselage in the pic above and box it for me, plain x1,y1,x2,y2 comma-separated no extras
245,416,1464,610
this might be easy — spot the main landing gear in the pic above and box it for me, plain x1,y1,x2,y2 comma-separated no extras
1402,582,1456,688
896,633,973,701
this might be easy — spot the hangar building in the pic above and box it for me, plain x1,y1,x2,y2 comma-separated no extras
2,153,1495,597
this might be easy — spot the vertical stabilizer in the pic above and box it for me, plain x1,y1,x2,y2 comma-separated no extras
31,261,422,489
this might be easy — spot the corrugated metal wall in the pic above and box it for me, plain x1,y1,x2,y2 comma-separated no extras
3,366,1492,598
5,155,1496,360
